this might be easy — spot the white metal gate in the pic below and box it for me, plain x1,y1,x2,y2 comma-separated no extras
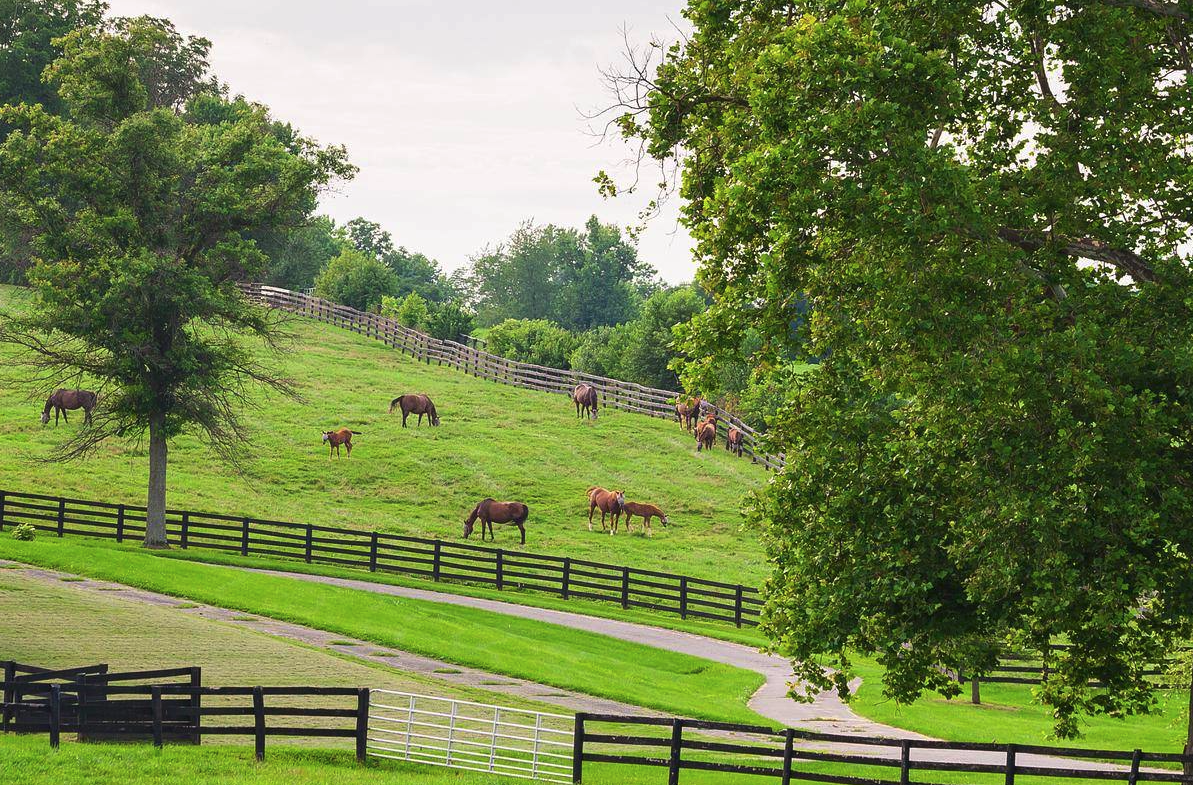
367,690,575,783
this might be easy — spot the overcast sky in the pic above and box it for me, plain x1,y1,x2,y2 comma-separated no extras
103,0,697,283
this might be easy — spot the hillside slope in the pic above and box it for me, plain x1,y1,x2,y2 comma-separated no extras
0,286,768,585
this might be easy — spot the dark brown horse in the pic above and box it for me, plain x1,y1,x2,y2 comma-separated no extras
696,419,717,451
675,395,702,432
622,501,668,536
41,389,97,426
726,427,744,457
586,486,625,533
464,498,530,544
389,394,440,427
322,428,361,458
572,384,598,420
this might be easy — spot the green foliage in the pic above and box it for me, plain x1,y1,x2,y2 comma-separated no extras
256,215,342,292
0,0,106,123
0,15,353,546
313,248,396,312
385,291,430,328
342,217,454,302
485,318,578,369
422,299,474,341
465,216,656,330
611,0,1193,738
10,522,35,541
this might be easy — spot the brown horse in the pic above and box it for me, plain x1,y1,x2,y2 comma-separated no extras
322,428,360,458
41,389,97,426
464,498,530,544
389,394,440,427
696,419,717,451
726,427,744,457
572,384,598,420
622,501,669,536
675,395,702,431
587,486,625,533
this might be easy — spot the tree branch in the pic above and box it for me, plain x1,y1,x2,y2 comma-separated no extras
997,228,1158,282
1100,0,1190,20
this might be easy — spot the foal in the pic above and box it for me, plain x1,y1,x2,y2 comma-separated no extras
586,486,625,534
621,501,669,536
322,428,361,458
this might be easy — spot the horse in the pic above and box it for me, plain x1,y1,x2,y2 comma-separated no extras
622,501,668,536
572,384,598,420
696,419,717,451
463,498,530,544
41,389,97,426
675,395,702,431
389,394,440,427
322,428,361,458
587,486,625,534
726,427,744,457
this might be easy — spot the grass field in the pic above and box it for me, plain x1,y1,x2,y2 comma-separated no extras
0,537,768,725
0,285,768,587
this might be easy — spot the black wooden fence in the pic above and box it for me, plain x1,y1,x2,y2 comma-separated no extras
571,714,1193,785
1,663,368,762
0,488,763,628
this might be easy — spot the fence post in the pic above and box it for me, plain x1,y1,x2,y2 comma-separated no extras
679,577,688,620
562,558,571,600
1129,749,1141,785
116,504,125,543
572,712,586,784
781,728,794,785
76,673,89,742
189,667,202,744
57,498,65,537
2,660,13,732
369,533,378,572
180,512,189,550
49,684,61,749
667,718,684,785
0,490,6,531
152,686,164,748
433,541,442,582
734,585,744,628
900,739,911,785
241,518,250,557
253,686,265,761
496,550,504,591
356,688,370,763
971,676,981,705
1005,743,1016,785
621,567,630,609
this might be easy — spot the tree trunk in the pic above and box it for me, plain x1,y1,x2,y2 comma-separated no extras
144,413,169,549
971,677,981,705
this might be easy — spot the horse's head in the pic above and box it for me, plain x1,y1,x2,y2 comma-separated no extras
321,431,330,443
463,504,479,538
40,410,49,425
431,411,441,426
614,490,625,509
661,514,670,527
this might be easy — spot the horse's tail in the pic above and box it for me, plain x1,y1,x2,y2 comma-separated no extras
388,396,404,413
586,486,600,498
350,431,362,435
516,504,529,524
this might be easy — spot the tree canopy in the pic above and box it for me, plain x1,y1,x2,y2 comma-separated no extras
605,0,1193,741
342,217,455,303
0,14,353,546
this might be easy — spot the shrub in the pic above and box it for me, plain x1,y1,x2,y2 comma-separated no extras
313,248,397,312
485,319,578,369
423,300,475,342
11,523,35,541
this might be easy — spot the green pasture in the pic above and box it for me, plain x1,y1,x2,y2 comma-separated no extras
0,537,767,725
0,285,768,587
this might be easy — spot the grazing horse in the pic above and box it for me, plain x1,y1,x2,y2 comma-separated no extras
726,427,744,457
622,501,668,536
464,498,530,544
696,419,717,451
572,384,598,420
675,395,702,432
322,428,361,458
586,486,625,533
389,394,440,427
41,389,97,427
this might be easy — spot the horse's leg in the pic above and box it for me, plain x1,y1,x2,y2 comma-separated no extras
402,411,408,428
346,441,352,458
645,515,653,537
588,501,595,531
517,522,525,545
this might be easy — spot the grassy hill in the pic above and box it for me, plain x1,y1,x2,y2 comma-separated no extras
0,286,768,585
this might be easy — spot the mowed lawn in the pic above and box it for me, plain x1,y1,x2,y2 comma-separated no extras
0,285,768,586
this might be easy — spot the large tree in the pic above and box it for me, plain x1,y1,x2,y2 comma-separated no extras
606,0,1193,745
342,217,454,302
0,16,353,547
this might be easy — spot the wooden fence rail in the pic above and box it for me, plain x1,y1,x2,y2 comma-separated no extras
0,488,763,628
2,672,368,762
238,283,786,470
572,713,1192,785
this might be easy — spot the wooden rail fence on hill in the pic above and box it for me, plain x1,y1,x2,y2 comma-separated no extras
0,489,763,628
238,283,786,470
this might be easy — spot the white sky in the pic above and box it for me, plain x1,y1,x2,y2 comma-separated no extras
103,0,697,283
